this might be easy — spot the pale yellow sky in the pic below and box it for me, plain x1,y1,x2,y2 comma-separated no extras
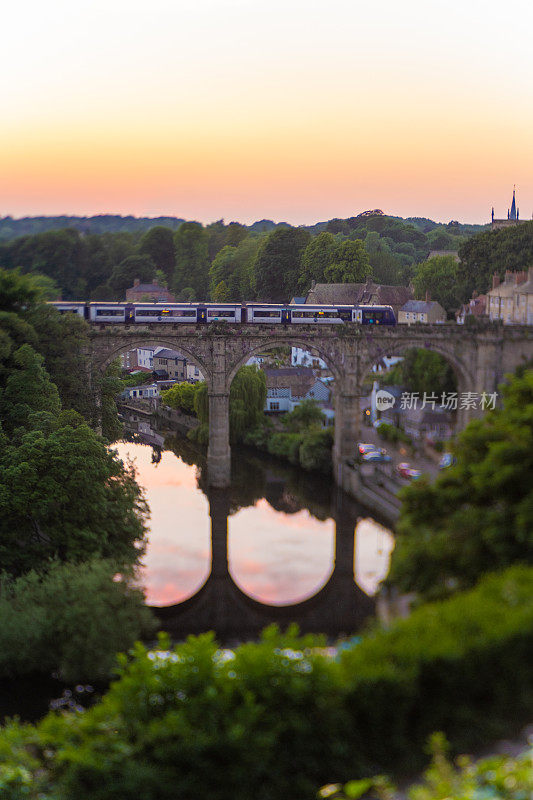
2,0,532,223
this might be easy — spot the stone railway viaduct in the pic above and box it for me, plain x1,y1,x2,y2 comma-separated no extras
87,322,533,491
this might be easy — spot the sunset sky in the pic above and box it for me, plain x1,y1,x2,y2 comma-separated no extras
2,0,532,224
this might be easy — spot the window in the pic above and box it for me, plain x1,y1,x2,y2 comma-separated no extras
292,310,339,319
96,308,124,317
253,310,282,318
270,401,280,410
207,309,236,318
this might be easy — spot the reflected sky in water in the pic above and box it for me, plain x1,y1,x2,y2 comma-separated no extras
113,440,394,606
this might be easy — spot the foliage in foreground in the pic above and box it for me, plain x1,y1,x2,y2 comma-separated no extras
390,367,533,598
320,734,533,800
1,566,532,799
0,559,155,682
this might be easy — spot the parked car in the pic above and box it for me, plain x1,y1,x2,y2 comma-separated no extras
405,467,422,480
358,443,377,455
439,452,456,469
396,462,412,478
362,450,392,463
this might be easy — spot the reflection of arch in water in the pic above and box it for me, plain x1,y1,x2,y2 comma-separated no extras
154,489,376,641
227,502,335,606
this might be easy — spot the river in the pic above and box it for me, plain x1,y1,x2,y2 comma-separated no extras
115,413,395,641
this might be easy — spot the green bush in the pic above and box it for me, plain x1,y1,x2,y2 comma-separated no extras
0,560,156,682
322,735,533,799
377,422,410,445
2,568,532,799
299,429,333,473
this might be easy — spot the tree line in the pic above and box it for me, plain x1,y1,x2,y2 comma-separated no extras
0,213,490,306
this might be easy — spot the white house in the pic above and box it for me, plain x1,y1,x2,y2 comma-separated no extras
265,387,292,412
291,347,327,369
120,384,160,400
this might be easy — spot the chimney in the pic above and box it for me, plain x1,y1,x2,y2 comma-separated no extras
505,270,513,283
529,266,533,282
425,290,431,303
517,270,527,285
472,290,478,299
134,278,140,287
492,273,500,290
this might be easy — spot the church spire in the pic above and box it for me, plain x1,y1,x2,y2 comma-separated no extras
509,186,517,220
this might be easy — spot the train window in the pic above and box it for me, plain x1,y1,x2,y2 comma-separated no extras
172,309,196,317
253,310,282,318
292,310,339,318
136,310,162,317
362,310,385,322
207,310,235,317
96,309,124,316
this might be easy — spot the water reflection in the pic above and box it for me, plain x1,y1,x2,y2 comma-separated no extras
118,413,395,640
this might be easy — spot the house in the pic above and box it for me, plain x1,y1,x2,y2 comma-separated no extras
125,278,175,303
262,367,316,399
512,266,533,325
291,347,327,369
121,347,154,370
456,292,487,324
186,363,203,382
305,280,413,318
398,298,446,324
153,348,187,380
265,387,292,413
487,270,529,324
120,383,160,401
402,407,453,441
304,378,331,404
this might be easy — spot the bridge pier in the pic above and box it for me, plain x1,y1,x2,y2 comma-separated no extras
207,391,231,488
333,391,362,486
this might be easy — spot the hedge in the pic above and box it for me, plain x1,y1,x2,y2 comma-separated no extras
1,566,532,799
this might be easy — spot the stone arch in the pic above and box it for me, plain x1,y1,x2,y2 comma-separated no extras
93,337,213,385
225,337,343,392
359,337,474,395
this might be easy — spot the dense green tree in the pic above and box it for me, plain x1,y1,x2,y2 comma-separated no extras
0,268,42,312
161,382,202,415
324,239,371,283
138,226,175,283
0,559,155,681
25,304,95,423
298,232,339,291
0,412,148,576
412,255,462,314
108,254,156,297
225,221,248,248
0,344,61,433
383,349,456,397
209,245,237,298
173,222,210,298
283,399,325,431
205,219,227,262
233,234,263,299
3,229,89,298
212,280,231,301
254,227,311,301
229,365,267,442
389,367,533,599
458,220,533,298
